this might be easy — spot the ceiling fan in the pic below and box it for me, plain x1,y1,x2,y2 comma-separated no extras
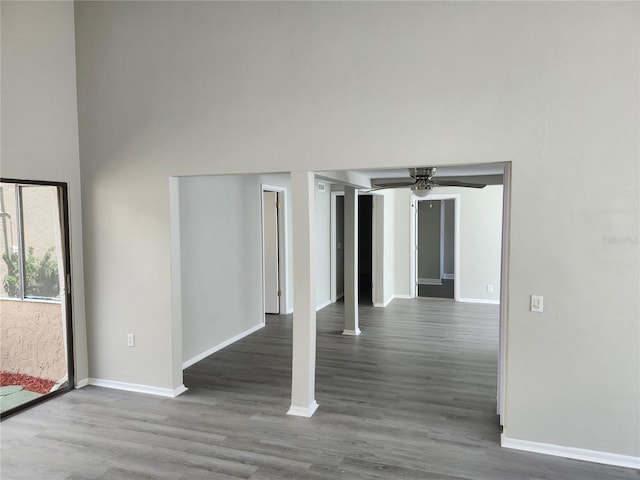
371,167,486,197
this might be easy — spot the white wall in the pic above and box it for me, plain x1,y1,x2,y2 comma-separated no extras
315,179,331,309
393,190,413,297
177,175,263,365
445,185,503,302
0,1,88,385
382,192,395,306
373,192,395,307
73,2,639,458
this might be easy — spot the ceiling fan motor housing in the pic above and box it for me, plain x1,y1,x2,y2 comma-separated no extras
410,167,436,181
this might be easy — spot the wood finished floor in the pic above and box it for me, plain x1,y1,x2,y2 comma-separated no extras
1,298,638,479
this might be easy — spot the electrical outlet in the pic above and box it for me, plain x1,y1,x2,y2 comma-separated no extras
487,284,493,293
127,333,135,347
530,295,544,313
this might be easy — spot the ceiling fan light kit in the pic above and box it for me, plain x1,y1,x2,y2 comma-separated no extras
412,182,434,198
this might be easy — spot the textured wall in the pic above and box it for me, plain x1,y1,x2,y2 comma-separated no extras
0,299,67,382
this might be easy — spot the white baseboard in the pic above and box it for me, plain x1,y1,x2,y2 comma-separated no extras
75,378,89,388
458,297,500,305
502,436,640,469
374,296,394,308
393,294,412,300
417,278,442,285
342,328,362,336
442,273,455,280
316,299,332,311
182,323,264,369
88,378,188,398
287,401,319,418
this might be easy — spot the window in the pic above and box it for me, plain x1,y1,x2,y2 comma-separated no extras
0,184,62,301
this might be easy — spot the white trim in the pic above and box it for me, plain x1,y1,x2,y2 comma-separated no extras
373,296,394,308
458,297,500,305
182,323,264,369
502,436,640,470
498,162,511,422
316,299,332,311
342,328,362,336
393,294,412,300
417,277,442,285
442,273,455,280
88,378,188,398
287,401,319,418
75,378,89,388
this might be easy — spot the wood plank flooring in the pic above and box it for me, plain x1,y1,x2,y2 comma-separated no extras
1,298,638,479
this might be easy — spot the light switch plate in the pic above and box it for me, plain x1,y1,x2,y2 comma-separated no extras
530,295,543,313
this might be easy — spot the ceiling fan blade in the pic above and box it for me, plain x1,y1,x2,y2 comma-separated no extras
364,185,405,193
435,180,486,189
371,181,416,188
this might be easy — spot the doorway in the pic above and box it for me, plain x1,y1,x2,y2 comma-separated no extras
416,198,455,299
262,186,286,316
358,195,373,305
0,180,74,418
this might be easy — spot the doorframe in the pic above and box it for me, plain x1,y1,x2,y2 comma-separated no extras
261,184,288,316
330,191,379,306
0,178,75,419
410,193,461,301
498,163,512,423
330,191,344,304
358,192,377,306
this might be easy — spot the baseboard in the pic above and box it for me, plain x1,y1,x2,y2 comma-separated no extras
502,436,640,469
287,401,319,418
182,323,264,369
393,294,412,300
374,296,394,308
442,273,455,280
458,297,500,305
88,378,188,398
75,378,89,388
418,278,442,285
316,299,332,311
342,328,362,336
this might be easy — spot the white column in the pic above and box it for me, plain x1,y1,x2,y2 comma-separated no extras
343,186,361,335
287,171,319,417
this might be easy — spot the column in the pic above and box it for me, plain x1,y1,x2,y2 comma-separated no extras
287,171,319,417
343,186,361,335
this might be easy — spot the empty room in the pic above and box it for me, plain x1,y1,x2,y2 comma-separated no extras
1,1,638,479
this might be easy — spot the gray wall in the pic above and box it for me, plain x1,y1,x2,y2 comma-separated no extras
443,199,455,276
72,2,639,458
417,200,442,281
1,1,88,384
178,175,263,365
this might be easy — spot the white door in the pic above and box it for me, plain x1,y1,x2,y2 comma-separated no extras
263,191,280,314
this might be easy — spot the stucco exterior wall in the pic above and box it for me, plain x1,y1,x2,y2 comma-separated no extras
0,299,66,382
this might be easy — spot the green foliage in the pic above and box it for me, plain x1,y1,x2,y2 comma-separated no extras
2,251,20,297
2,247,59,299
